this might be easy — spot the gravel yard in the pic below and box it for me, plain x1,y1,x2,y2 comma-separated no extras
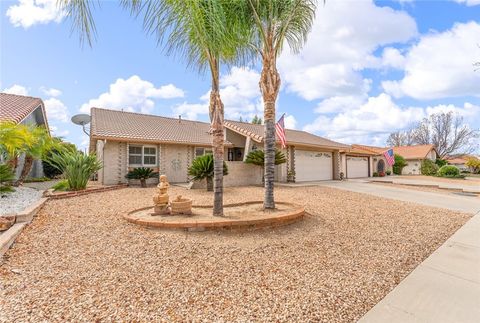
0,187,43,216
0,186,470,322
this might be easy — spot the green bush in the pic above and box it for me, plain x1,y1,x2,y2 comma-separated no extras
0,164,15,194
52,179,69,191
435,159,448,167
126,167,158,188
392,154,407,175
372,172,379,177
437,165,460,177
188,154,228,191
46,151,102,191
420,159,439,176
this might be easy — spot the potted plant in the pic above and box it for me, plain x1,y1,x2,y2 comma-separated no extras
126,167,159,188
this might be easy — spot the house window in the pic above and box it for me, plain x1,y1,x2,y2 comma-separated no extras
129,145,157,166
195,147,212,157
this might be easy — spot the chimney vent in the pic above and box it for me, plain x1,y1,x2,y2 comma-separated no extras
178,115,182,123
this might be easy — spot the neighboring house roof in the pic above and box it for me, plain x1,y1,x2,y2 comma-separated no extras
392,144,437,160
347,145,382,156
90,108,231,146
224,120,349,149
0,93,47,126
351,144,386,155
446,157,468,165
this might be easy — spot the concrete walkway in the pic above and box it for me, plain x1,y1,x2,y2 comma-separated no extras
369,177,480,194
314,180,480,213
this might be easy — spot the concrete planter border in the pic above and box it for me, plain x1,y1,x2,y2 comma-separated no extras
124,201,305,232
45,184,128,199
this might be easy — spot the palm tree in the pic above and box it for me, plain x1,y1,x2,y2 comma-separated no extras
241,0,317,209
14,125,54,186
244,149,286,183
59,0,249,216
0,121,33,170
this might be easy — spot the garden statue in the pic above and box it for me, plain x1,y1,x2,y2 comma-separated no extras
152,175,170,215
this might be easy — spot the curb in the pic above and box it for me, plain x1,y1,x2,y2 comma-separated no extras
45,184,128,199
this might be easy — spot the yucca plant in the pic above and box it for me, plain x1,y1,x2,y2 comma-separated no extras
126,167,158,188
188,154,228,191
0,164,15,195
46,151,102,191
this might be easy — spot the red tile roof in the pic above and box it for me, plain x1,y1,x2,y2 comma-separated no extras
392,144,437,160
0,93,45,124
91,108,230,146
224,120,349,149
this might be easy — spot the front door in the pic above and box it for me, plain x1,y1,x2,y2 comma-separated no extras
377,159,385,173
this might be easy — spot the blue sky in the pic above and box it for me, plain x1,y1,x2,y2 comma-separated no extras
1,0,479,151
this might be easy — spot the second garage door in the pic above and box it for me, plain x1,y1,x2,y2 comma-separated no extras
346,156,369,178
295,150,333,181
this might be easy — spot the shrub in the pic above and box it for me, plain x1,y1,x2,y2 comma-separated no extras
372,172,379,177
0,164,15,194
466,158,480,174
437,165,460,177
52,179,69,191
46,151,102,191
392,154,407,175
420,159,439,176
126,167,158,188
244,149,287,166
435,159,448,167
386,170,391,175
188,154,228,191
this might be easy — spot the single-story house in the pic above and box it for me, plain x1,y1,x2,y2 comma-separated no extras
0,92,50,178
89,108,350,186
445,156,470,172
392,144,438,175
340,144,392,178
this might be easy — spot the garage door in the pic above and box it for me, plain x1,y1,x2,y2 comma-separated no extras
295,150,333,181
346,156,369,178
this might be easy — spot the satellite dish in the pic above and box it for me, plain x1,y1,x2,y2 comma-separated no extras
71,114,91,135
71,114,91,126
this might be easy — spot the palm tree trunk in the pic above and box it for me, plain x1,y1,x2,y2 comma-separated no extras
206,177,213,191
260,49,281,209
14,155,33,186
209,60,225,216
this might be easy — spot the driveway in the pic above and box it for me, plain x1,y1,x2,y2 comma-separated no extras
314,180,480,214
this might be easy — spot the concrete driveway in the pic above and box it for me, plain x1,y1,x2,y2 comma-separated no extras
314,180,480,214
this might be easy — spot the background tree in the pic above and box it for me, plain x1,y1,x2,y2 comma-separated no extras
60,0,249,216
242,0,317,209
251,115,262,124
386,129,414,147
411,112,478,158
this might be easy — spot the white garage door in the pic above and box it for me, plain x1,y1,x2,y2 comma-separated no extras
346,156,369,178
295,150,333,181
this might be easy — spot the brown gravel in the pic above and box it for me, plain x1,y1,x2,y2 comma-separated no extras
0,186,471,322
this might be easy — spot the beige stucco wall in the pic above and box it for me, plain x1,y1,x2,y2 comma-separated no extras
97,140,128,185
225,161,263,186
402,159,422,175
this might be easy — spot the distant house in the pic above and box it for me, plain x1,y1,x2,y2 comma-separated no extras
0,93,50,178
340,144,392,178
89,108,349,186
445,156,470,171
392,144,438,175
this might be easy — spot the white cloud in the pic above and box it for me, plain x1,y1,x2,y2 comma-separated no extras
44,98,68,122
6,0,66,29
49,125,69,137
304,93,425,144
381,47,406,69
3,84,29,96
382,21,480,99
173,67,263,121
284,115,297,129
278,0,417,100
454,0,480,6
40,87,62,97
314,95,366,114
80,75,185,114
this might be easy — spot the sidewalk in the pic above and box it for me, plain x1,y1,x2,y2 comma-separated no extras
359,211,480,323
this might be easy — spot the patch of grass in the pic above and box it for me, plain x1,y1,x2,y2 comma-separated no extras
24,177,51,183
52,179,70,191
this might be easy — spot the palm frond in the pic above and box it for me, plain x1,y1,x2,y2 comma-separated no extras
57,0,99,47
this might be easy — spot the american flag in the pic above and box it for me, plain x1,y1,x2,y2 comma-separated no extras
275,114,287,149
383,148,395,166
